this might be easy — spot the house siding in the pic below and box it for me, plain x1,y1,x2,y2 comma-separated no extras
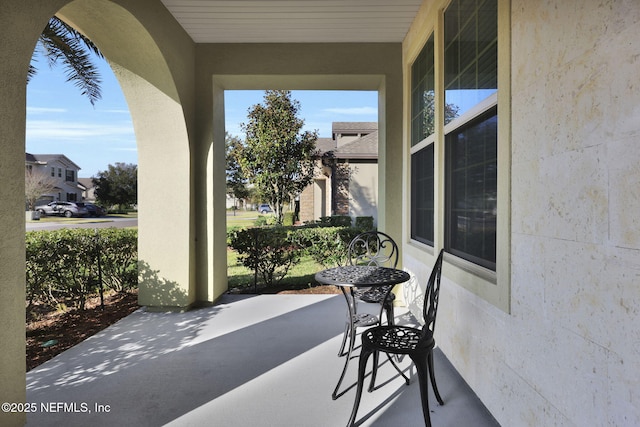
402,0,640,425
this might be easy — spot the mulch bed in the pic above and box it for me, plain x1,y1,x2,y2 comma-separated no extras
26,291,140,371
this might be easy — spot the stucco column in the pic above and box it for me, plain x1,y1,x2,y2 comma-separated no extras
0,4,64,425
378,74,404,256
193,72,228,304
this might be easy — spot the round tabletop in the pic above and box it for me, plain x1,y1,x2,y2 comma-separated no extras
315,265,410,287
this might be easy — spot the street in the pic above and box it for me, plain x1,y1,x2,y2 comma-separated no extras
26,216,138,231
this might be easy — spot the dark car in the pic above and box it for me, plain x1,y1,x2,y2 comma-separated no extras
85,203,107,217
35,201,89,218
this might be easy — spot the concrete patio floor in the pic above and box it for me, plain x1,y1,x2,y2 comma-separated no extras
27,294,500,427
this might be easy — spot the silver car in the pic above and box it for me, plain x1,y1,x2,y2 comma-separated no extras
36,201,89,218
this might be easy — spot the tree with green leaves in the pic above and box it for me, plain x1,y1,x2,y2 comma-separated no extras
92,163,137,210
237,90,318,224
422,90,460,138
226,132,250,209
29,16,104,106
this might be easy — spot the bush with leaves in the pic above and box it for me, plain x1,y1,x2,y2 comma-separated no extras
354,216,375,231
317,216,353,227
293,226,361,268
26,228,138,313
96,228,137,292
228,226,302,289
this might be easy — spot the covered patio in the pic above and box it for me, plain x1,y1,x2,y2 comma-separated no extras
26,294,498,426
2,0,640,426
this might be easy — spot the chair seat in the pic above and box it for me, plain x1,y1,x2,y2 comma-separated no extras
362,325,435,355
353,312,380,328
357,286,396,304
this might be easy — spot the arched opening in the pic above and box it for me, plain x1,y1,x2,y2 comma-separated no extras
54,0,194,309
1,3,195,423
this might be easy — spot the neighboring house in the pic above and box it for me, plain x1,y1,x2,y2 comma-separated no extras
77,177,96,202
25,153,83,204
299,122,378,225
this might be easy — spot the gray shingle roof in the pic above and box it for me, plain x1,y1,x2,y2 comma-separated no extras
315,137,336,153
333,130,378,159
332,122,377,134
315,129,378,160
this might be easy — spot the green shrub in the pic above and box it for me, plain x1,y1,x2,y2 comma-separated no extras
228,226,302,289
293,226,360,268
318,215,352,227
283,211,295,226
354,216,374,231
25,228,138,313
254,215,276,227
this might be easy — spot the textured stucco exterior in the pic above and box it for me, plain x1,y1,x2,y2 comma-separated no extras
401,0,640,425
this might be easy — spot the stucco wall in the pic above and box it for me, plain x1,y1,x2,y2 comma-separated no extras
348,161,378,224
403,0,640,425
1,3,67,425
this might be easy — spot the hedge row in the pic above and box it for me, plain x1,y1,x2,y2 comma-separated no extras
228,221,371,288
26,228,137,312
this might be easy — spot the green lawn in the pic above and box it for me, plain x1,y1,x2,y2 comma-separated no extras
226,210,259,229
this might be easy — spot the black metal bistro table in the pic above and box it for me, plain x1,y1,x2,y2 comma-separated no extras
315,265,411,399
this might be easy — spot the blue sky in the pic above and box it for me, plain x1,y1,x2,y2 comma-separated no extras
26,54,378,178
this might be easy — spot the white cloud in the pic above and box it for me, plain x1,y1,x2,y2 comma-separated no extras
322,107,378,116
101,109,131,115
26,120,134,141
27,107,67,114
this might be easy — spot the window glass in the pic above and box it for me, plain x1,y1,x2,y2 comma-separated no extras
446,109,497,270
411,144,435,245
411,34,435,146
444,0,497,118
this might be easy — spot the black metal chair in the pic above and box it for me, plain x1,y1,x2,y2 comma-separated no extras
337,231,400,358
347,249,445,427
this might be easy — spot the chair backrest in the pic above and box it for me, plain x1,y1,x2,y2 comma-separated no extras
422,249,445,334
347,231,399,268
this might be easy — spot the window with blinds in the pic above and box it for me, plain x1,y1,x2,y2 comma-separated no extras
444,0,497,118
444,0,498,270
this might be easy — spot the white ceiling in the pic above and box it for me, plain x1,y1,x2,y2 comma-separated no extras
160,0,424,43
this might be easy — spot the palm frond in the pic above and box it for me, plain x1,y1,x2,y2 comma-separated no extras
34,16,103,106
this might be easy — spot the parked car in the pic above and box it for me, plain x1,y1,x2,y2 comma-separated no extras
84,203,107,217
35,201,89,218
258,204,272,214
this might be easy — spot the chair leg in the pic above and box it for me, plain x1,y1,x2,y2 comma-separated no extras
428,350,444,405
368,350,379,392
410,352,432,427
385,303,395,326
347,344,374,427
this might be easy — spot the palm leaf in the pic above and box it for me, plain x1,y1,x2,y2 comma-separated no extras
30,16,104,106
